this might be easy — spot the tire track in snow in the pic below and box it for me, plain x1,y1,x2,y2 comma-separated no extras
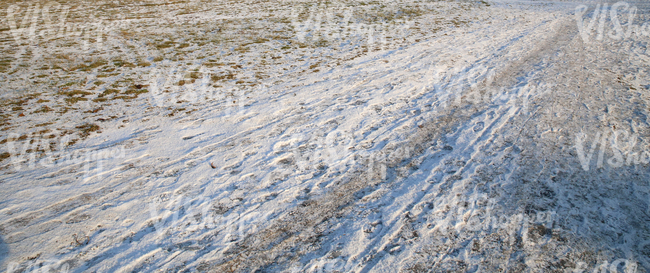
349,17,581,272
208,13,580,273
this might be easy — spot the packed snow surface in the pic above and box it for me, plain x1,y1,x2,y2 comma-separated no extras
1,0,650,272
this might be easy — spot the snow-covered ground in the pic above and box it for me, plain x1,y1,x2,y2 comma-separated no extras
1,0,650,272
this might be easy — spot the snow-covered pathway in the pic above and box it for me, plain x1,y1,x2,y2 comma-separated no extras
2,1,650,272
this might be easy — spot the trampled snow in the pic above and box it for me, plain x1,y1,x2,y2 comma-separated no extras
1,0,650,272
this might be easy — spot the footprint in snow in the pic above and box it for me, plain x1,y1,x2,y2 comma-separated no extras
473,122,484,132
